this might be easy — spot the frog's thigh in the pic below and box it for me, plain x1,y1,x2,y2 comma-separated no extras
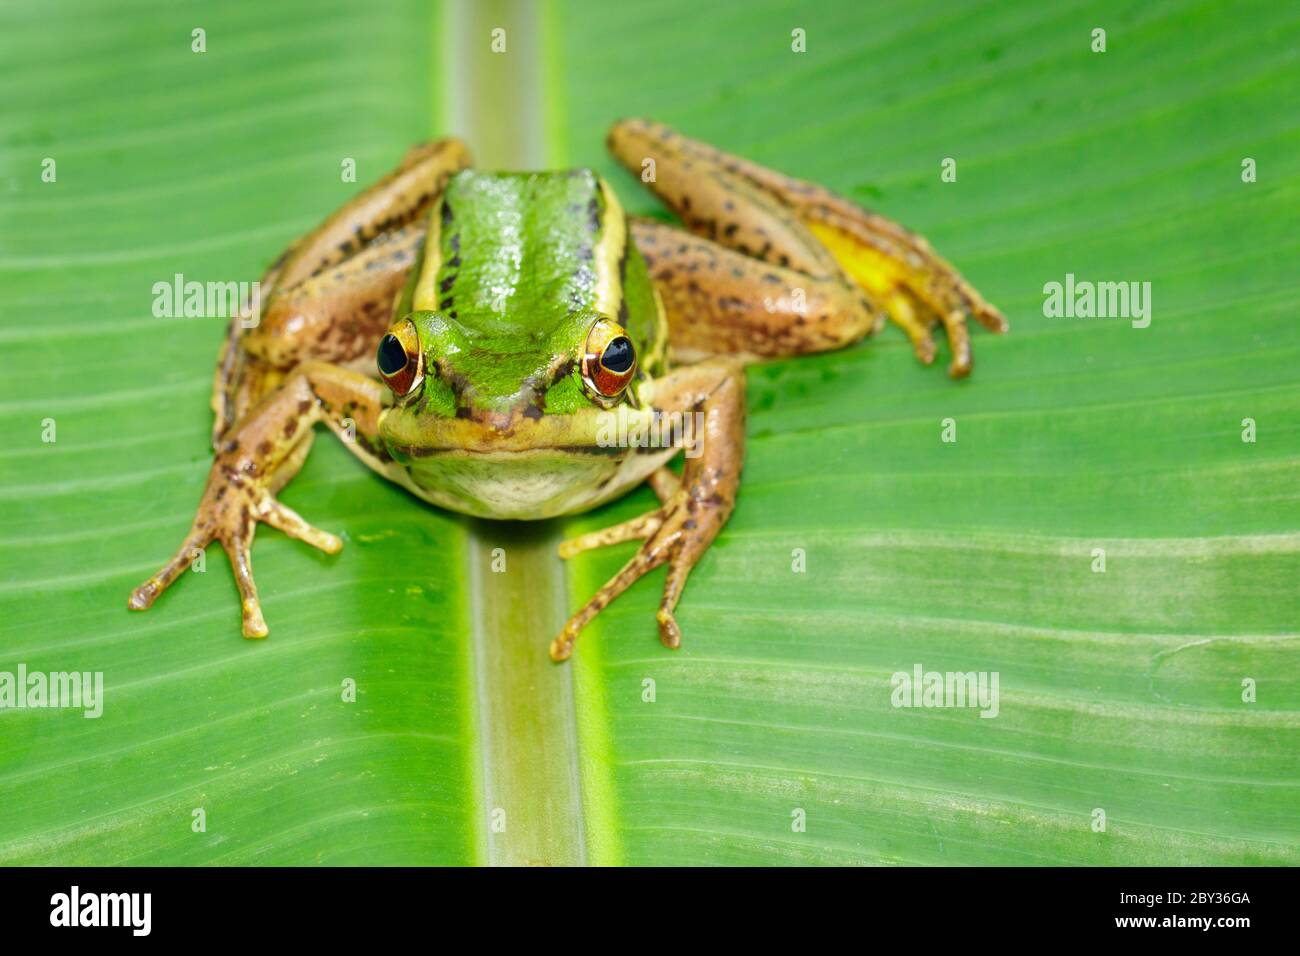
609,118,1007,376
633,218,875,361
218,225,425,436
213,138,471,444
553,360,745,660
244,224,425,372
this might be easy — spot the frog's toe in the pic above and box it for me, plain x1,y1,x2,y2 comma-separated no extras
551,485,727,661
127,578,164,611
655,554,697,651
901,278,1007,379
241,600,268,639
551,533,699,661
128,576,161,611
557,511,660,559
550,532,673,662
127,485,336,641
655,607,682,650
884,291,939,369
799,198,1006,378
217,527,271,639
880,285,1002,378
548,629,577,663
128,526,214,611
258,498,342,554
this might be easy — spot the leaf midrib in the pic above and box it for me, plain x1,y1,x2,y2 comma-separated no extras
441,0,593,867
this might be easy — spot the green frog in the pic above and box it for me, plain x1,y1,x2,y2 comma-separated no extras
128,120,1005,661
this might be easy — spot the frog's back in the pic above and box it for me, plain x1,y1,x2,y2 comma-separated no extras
406,168,662,417
423,168,624,333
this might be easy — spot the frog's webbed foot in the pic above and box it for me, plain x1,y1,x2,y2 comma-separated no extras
608,118,1006,377
796,192,1009,377
131,363,392,638
552,488,710,660
551,363,744,662
127,464,341,638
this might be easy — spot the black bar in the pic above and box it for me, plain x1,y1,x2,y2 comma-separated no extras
0,866,1285,941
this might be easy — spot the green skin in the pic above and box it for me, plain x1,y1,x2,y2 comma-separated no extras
127,120,1005,661
382,169,677,522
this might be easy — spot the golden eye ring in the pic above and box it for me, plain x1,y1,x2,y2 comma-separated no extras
580,318,637,403
376,317,424,401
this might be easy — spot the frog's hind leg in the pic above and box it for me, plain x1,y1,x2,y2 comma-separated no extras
630,219,881,362
215,220,431,444
134,363,401,639
212,139,471,444
608,119,1005,377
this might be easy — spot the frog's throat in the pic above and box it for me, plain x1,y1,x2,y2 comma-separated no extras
379,404,667,456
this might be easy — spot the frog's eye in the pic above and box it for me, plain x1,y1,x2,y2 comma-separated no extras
376,318,424,400
581,319,637,402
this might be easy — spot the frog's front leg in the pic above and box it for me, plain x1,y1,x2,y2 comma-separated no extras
608,119,1006,376
552,361,744,661
129,363,396,638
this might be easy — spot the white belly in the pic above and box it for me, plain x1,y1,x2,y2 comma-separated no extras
397,445,677,520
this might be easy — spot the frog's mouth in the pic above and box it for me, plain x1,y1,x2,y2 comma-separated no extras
379,403,677,458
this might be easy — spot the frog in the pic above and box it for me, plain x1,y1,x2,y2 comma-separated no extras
128,119,1006,662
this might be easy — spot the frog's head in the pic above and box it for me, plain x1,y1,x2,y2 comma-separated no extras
378,309,639,422
376,169,666,454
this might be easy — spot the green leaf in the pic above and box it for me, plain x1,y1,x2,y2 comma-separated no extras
1,0,1296,866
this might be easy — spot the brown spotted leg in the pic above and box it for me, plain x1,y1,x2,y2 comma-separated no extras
130,363,398,638
552,361,744,661
211,139,471,443
608,119,1006,376
207,220,429,508
628,218,878,362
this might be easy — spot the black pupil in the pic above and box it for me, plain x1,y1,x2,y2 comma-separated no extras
601,336,634,374
377,334,407,376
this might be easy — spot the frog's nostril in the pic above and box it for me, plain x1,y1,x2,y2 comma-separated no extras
377,334,408,376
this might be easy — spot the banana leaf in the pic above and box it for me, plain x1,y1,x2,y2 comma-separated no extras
0,0,1295,865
